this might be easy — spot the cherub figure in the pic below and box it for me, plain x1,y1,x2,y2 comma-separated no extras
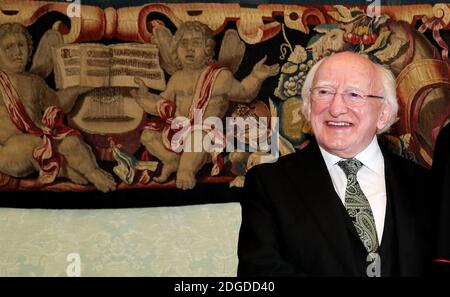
132,21,279,190
0,22,116,192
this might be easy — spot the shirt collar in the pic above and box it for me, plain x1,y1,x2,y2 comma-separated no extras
318,136,384,176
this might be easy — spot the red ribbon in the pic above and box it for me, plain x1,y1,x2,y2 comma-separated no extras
33,106,80,184
0,70,80,184
419,17,449,63
143,65,227,176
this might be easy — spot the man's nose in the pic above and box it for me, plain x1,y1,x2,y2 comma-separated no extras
328,92,348,116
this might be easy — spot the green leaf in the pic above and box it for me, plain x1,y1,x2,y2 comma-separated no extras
373,15,390,30
306,33,325,47
328,6,366,23
313,23,341,33
335,5,352,19
281,62,298,75
364,31,391,53
350,9,365,18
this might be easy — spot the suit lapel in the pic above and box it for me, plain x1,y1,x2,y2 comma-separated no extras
378,178,397,276
286,141,363,275
383,151,420,276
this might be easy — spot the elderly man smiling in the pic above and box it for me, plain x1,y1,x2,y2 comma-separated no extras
237,51,432,277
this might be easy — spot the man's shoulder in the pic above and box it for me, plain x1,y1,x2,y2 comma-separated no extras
252,152,299,171
383,148,429,178
248,142,316,178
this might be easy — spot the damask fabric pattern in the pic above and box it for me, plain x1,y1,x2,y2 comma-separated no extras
0,203,241,276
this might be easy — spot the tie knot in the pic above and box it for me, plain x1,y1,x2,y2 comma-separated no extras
338,158,363,177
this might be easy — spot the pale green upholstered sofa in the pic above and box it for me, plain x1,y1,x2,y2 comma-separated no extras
0,203,241,276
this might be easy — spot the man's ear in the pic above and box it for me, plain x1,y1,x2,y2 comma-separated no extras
377,103,392,131
304,99,311,122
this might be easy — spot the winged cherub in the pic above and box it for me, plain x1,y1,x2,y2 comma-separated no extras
0,23,116,192
132,21,279,190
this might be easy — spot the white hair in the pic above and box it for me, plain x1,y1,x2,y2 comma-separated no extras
300,54,399,134
376,64,399,133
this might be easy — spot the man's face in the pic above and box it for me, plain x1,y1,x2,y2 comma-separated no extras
0,33,29,73
309,53,392,158
176,30,208,70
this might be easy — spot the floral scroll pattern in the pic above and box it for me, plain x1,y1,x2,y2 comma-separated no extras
0,203,241,276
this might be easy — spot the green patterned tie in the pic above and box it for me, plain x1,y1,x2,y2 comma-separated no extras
338,159,379,253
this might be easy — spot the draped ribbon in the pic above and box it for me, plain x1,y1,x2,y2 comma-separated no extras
0,70,80,184
399,21,415,69
145,99,178,151
144,64,226,176
419,17,449,63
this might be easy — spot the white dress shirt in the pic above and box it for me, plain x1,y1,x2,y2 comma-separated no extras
318,137,387,243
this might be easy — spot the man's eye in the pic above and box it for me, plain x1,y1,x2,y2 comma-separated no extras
318,89,333,95
348,92,362,99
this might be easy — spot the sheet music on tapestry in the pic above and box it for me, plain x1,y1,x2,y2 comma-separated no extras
52,43,166,90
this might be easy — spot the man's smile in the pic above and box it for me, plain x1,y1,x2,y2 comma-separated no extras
325,121,353,127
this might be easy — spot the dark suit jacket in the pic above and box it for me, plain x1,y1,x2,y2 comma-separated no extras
237,138,432,277
432,124,450,276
